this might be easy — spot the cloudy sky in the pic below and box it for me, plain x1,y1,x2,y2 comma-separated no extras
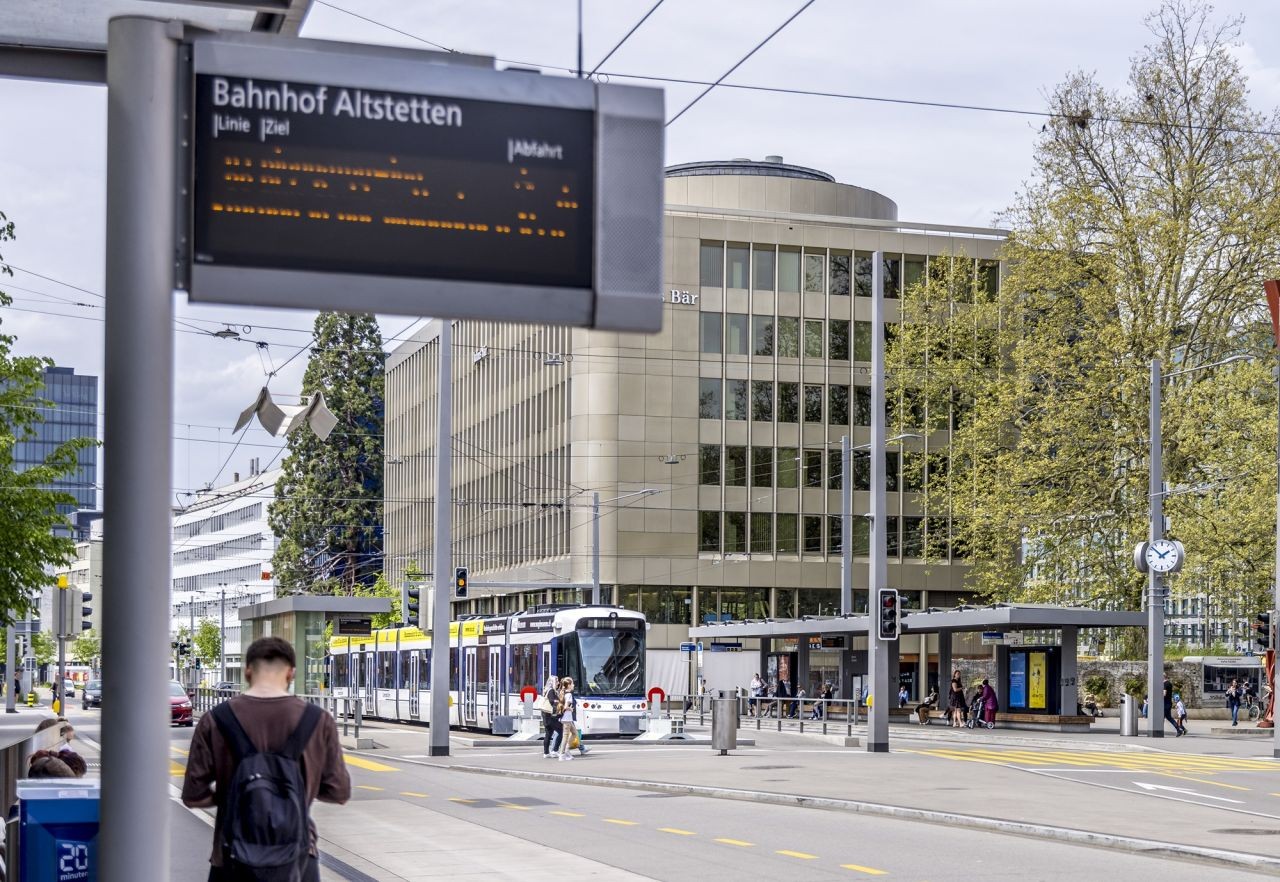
2,0,1279,504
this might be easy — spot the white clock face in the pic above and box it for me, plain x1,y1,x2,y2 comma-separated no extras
1144,539,1181,573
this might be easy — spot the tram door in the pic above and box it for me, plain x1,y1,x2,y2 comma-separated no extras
487,647,502,723
462,647,478,725
408,650,421,719
359,651,376,717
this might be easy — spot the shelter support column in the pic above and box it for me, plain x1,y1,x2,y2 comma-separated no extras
996,646,1010,710
938,632,952,690
797,639,811,698
1060,626,1078,716
916,633,928,700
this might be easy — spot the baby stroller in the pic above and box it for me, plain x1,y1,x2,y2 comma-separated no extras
964,692,987,729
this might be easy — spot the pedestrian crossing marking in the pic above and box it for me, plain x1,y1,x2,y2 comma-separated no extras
499,802,531,810
356,785,384,792
603,818,638,826
448,797,476,804
659,828,696,836
906,747,1279,773
343,754,399,772
550,810,585,818
399,792,429,798
777,850,819,860
714,838,754,847
841,864,888,876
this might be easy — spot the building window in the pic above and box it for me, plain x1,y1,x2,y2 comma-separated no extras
804,449,823,488
926,517,949,559
752,315,774,356
851,517,869,555
904,255,926,293
775,588,798,618
853,450,870,491
902,451,923,492
829,515,843,554
828,449,842,490
804,385,823,422
778,247,801,293
699,444,721,485
830,320,849,361
751,380,774,421
753,247,776,291
903,516,925,557
886,450,900,492
725,446,748,486
750,512,772,554
777,317,799,358
778,382,799,422
700,242,724,286
699,512,720,552
700,313,722,354
698,378,721,419
830,251,851,296
804,253,825,294
798,588,839,617
777,447,799,488
777,514,799,554
725,379,748,420
726,313,750,355
751,446,773,487
854,386,871,426
829,385,849,425
643,586,693,625
854,251,873,297
979,260,1000,300
854,321,872,362
727,244,750,288
724,512,747,553
803,515,822,554
886,515,901,557
804,320,823,358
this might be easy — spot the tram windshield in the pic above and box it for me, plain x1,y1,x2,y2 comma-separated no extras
561,619,646,696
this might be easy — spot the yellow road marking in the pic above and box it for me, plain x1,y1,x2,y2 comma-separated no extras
841,864,888,876
171,747,189,756
169,761,185,777
343,755,399,772
603,818,638,826
400,792,429,798
1271,793,1280,798
776,850,818,860
714,838,754,847
659,828,696,836
356,785,384,792
499,802,531,810
1157,772,1250,792
550,810,585,818
448,797,476,804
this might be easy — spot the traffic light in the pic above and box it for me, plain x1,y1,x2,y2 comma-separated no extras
454,567,469,599
1256,611,1272,651
401,582,422,627
79,591,92,632
877,588,900,641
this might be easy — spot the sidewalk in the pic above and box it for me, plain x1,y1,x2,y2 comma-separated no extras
351,718,1280,874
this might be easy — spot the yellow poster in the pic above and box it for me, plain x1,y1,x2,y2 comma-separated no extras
1028,652,1046,709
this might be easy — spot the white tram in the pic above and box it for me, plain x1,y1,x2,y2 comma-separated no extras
329,604,650,735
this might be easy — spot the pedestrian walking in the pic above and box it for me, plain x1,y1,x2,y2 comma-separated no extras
557,677,582,761
1174,693,1188,735
1225,678,1241,727
980,679,998,729
748,673,763,717
539,674,563,758
182,635,351,882
1161,671,1184,736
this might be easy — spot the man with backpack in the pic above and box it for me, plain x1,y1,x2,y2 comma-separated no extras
183,636,351,881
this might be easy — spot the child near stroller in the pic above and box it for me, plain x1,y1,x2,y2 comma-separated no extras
915,689,939,725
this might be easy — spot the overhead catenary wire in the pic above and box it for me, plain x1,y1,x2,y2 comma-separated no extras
587,0,665,77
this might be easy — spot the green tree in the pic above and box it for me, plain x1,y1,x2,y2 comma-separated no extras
71,629,100,667
890,1,1280,623
193,619,221,666
31,630,55,669
0,210,98,622
269,313,384,594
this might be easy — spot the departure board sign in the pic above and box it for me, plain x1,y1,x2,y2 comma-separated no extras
184,35,664,332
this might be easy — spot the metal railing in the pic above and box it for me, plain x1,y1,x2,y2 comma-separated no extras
660,693,865,736
191,688,364,741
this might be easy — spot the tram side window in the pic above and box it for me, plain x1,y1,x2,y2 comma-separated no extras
475,648,489,684
511,644,539,692
377,651,394,690
420,650,430,687
450,649,459,688
398,650,411,688
333,654,349,687
356,654,367,688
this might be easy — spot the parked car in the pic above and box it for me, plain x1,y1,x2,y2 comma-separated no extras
169,681,193,727
211,681,237,693
82,680,102,709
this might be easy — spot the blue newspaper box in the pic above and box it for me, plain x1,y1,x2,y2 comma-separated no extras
18,779,99,882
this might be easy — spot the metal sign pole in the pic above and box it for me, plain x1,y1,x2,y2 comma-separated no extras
1148,358,1165,738
102,17,178,882
840,435,852,615
4,618,14,713
430,321,453,757
867,251,889,753
592,492,601,606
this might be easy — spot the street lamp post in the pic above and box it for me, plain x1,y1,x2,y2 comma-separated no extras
219,583,226,683
868,250,889,753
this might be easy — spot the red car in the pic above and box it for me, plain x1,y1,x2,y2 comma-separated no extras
169,681,193,727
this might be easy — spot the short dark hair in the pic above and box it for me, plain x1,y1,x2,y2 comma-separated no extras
245,636,296,671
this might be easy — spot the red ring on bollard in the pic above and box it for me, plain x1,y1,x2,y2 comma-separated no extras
647,687,666,706
519,686,538,703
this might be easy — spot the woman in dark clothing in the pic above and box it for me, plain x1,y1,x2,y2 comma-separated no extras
541,674,563,758
947,677,967,728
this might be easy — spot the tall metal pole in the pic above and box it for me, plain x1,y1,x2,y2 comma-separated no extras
5,617,15,713
1273,363,1279,757
591,492,601,605
430,321,453,756
189,596,195,687
220,586,226,683
840,435,852,615
102,17,177,882
1148,358,1165,738
867,251,889,753
56,590,66,712
577,0,584,78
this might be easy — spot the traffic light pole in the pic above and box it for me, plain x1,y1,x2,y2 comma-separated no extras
1148,359,1165,739
430,320,453,757
867,250,889,753
5,616,14,713
1273,360,1279,758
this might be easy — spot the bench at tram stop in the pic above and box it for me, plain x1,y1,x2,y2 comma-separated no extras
888,706,1097,732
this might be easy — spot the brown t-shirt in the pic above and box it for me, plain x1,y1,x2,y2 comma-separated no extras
181,695,351,867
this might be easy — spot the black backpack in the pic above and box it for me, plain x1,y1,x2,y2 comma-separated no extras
211,701,323,882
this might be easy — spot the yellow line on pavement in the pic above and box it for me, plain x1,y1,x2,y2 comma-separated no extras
356,785,384,792
169,761,185,777
400,792,429,798
776,850,818,860
448,798,476,804
714,838,754,847
550,810,585,818
171,747,189,756
1157,772,1250,792
841,864,888,876
343,755,399,772
499,803,531,810
603,818,638,826
659,827,696,836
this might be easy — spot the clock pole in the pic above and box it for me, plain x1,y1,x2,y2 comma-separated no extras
1148,358,1165,738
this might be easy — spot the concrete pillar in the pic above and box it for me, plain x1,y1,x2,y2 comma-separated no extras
996,645,1010,710
1060,626,1078,716
938,631,952,692
797,639,811,697
887,637,901,709
916,633,928,700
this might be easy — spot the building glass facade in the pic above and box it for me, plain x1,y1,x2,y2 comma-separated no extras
14,366,98,517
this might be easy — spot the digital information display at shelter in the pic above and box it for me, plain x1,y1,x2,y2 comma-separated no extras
182,34,664,332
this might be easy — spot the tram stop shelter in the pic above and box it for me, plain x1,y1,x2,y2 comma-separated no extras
691,603,1147,730
239,595,391,694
